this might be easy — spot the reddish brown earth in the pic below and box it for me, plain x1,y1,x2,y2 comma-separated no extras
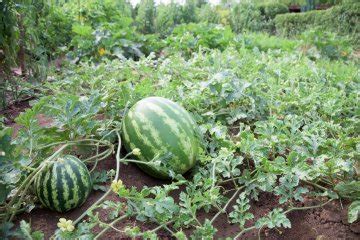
2,101,359,240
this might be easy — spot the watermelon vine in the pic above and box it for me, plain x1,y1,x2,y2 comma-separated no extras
0,2,358,237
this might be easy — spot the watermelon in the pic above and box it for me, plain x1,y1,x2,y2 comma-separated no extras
122,97,200,179
35,155,92,212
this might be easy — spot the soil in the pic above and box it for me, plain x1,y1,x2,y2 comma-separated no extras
2,101,359,240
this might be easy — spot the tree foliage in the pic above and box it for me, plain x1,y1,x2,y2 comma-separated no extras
136,0,156,34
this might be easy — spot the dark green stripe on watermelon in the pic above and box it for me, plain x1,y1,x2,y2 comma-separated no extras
68,159,87,205
35,167,50,209
55,164,66,212
63,165,75,210
35,155,92,212
45,166,56,211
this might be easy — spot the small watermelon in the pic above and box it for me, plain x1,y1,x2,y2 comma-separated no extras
122,97,200,179
35,155,92,212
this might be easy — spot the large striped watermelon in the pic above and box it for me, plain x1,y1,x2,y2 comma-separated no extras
35,155,92,212
122,97,200,179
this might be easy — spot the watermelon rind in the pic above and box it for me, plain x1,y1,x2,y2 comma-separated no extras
35,155,92,212
122,97,200,179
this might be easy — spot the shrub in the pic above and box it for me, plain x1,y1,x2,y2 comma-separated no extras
181,0,198,24
38,6,72,56
164,23,235,57
63,0,132,27
258,2,289,32
197,5,230,26
275,11,317,36
236,32,299,52
154,0,200,37
136,0,156,34
63,0,160,62
155,3,183,37
230,1,288,33
275,2,360,44
216,6,231,26
197,4,221,24
68,21,159,62
299,29,352,60
0,0,17,68
230,2,263,33
259,3,289,20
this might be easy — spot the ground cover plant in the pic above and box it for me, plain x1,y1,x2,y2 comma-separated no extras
0,0,359,239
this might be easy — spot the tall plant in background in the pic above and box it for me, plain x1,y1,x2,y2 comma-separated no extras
136,0,156,34
62,0,148,62
0,0,17,70
196,0,208,8
182,0,198,23
0,0,49,109
38,5,72,56
19,1,49,81
67,0,133,26
230,2,263,33
258,2,288,33
0,0,17,109
230,1,288,34
197,4,221,24
155,2,183,37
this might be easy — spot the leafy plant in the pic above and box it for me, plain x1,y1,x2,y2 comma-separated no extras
164,23,235,57
1,4,359,239
136,0,156,34
230,2,263,33
300,29,352,60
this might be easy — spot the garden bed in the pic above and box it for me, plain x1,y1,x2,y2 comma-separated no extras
2,104,358,239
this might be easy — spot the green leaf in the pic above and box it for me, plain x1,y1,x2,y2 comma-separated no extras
229,192,254,228
0,222,15,239
0,127,20,200
18,220,44,240
274,175,308,204
191,219,217,240
348,201,360,223
0,182,11,204
72,24,93,37
334,181,360,200
174,231,187,240
255,208,291,229
91,170,109,192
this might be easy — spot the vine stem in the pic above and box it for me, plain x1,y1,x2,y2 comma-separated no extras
163,225,175,235
8,165,46,222
93,215,128,239
211,178,257,225
20,165,37,171
211,160,217,188
73,132,122,226
210,185,244,224
233,199,334,239
114,131,121,180
72,191,111,226
301,179,328,192
121,159,159,166
234,226,256,239
219,169,257,185
38,139,111,149
284,199,333,214
89,149,113,172
84,148,113,163
146,220,174,234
